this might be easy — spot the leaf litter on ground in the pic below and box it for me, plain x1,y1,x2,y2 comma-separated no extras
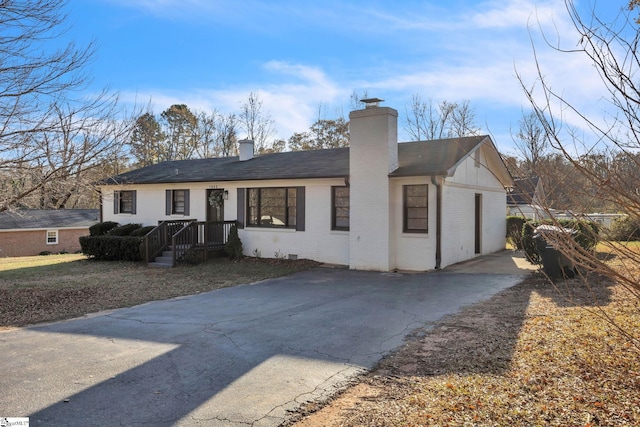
291,258,640,427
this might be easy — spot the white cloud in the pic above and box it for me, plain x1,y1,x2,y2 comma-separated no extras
119,61,347,140
471,0,567,30
109,0,616,150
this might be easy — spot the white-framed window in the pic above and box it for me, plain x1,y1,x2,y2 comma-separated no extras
46,230,59,245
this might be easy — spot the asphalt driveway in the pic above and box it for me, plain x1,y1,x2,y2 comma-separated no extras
0,251,534,426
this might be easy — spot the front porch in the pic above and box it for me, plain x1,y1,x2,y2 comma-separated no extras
144,220,236,267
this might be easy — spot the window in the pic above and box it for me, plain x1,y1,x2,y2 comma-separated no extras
332,186,350,231
172,190,186,214
247,187,297,228
114,190,136,214
165,189,190,216
404,184,428,233
46,230,58,245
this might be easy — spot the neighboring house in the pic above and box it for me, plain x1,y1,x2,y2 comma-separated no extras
552,211,626,228
506,177,625,227
100,101,513,271
506,176,547,220
0,209,99,257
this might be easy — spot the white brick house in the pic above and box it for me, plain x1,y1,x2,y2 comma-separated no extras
99,101,513,271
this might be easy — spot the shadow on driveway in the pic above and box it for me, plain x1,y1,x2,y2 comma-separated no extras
2,251,536,426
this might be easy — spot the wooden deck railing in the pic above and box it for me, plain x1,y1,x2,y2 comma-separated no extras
144,220,194,263
145,220,236,266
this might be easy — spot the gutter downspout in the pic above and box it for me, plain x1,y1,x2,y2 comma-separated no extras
431,175,442,269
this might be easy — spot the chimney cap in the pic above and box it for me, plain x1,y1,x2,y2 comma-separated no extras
360,98,384,108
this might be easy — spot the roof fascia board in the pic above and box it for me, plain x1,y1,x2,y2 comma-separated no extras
0,226,91,232
100,174,350,186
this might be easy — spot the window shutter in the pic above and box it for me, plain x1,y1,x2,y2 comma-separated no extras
296,186,305,231
183,190,190,216
113,191,119,214
166,190,171,215
237,188,245,229
131,191,137,214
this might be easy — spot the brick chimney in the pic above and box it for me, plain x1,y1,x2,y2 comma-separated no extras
348,98,398,271
238,139,254,161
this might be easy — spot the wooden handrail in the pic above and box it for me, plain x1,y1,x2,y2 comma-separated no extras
171,221,197,265
145,219,237,267
144,220,194,264
144,221,169,263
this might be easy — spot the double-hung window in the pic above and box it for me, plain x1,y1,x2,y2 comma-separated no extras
114,190,136,214
403,184,428,233
46,230,58,245
166,189,190,216
247,187,297,228
331,186,349,231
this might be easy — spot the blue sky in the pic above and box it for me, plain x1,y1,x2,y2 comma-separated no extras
66,0,628,155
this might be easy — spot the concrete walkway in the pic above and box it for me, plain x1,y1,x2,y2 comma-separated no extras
0,250,534,426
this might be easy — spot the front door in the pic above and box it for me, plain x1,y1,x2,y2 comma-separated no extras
207,189,225,222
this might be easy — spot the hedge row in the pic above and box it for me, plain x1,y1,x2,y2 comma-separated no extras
82,222,157,261
79,235,144,261
608,215,640,241
506,216,527,249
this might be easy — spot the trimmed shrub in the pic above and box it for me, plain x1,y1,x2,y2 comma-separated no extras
521,220,540,264
89,221,119,236
130,225,155,237
608,215,640,241
108,223,142,236
225,225,243,260
79,235,144,261
507,216,527,249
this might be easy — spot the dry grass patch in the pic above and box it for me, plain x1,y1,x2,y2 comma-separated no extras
0,254,318,328
292,262,640,426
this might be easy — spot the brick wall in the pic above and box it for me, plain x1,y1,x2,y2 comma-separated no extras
348,106,398,271
0,228,89,257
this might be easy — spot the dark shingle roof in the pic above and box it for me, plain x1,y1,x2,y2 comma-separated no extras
105,148,350,185
392,136,486,177
508,176,540,205
104,136,489,185
0,209,100,230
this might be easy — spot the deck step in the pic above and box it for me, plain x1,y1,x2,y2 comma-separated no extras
154,255,173,264
148,262,172,268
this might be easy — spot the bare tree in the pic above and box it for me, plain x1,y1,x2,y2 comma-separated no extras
0,0,139,212
239,92,276,154
404,94,479,141
194,110,219,159
349,89,369,110
217,112,238,157
517,0,640,307
512,111,549,174
194,110,240,158
2,92,135,210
